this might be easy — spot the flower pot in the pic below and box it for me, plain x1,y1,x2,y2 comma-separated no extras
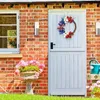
94,93,100,98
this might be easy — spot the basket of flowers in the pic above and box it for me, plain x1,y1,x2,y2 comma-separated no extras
15,60,45,80
15,60,45,94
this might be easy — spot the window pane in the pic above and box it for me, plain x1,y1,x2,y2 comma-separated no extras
0,14,16,24
0,26,16,36
8,37,17,48
0,38,7,48
7,30,16,36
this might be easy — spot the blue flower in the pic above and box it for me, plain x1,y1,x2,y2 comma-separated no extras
58,18,65,26
59,29,65,34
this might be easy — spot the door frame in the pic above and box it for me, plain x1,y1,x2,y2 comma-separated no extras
48,9,87,96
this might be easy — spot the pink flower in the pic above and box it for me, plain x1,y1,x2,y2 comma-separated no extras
93,83,97,87
30,60,37,66
39,64,45,69
36,61,40,66
35,72,39,77
15,60,28,68
28,60,36,65
15,69,20,75
33,75,39,79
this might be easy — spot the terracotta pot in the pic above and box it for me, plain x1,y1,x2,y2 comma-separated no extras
94,93,100,98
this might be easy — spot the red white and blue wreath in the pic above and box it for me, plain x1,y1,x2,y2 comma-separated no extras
57,16,76,38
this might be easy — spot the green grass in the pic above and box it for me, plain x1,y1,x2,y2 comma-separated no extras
0,94,99,100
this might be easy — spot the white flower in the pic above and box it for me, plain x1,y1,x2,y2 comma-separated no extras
93,83,97,87
97,80,100,84
86,86,89,89
64,33,67,38
64,17,66,22
39,69,43,73
64,17,68,23
97,85,100,88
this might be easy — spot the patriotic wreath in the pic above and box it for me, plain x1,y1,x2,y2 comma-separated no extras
57,16,76,38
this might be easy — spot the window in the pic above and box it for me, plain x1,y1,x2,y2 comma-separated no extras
0,11,19,54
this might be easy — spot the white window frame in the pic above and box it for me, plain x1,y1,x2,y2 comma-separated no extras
0,10,20,54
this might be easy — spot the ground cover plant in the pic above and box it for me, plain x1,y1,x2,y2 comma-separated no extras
0,94,100,100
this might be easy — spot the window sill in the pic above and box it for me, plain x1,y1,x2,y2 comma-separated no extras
0,54,22,58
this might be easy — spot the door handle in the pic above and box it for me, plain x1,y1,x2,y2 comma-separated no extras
50,42,55,49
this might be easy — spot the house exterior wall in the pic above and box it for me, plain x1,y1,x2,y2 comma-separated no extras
0,3,99,96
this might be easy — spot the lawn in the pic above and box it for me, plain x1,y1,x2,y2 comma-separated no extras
0,94,100,100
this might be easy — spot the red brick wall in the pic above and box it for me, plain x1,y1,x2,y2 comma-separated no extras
0,3,99,96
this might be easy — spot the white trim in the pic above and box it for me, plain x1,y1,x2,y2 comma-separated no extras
0,24,16,26
17,11,20,51
0,10,19,13
49,9,86,13
84,10,87,97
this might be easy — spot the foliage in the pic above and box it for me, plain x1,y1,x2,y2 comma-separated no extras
87,80,100,95
19,65,39,72
8,37,17,48
92,87,100,94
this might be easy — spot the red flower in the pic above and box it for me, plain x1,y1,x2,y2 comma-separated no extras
68,35,71,38
66,34,71,38
67,16,73,23
69,31,73,35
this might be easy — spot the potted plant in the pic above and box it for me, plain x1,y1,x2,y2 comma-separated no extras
15,60,45,94
87,80,100,98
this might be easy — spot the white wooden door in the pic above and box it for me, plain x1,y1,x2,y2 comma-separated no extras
48,10,86,96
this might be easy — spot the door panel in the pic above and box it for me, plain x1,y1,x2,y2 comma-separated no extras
49,10,86,51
